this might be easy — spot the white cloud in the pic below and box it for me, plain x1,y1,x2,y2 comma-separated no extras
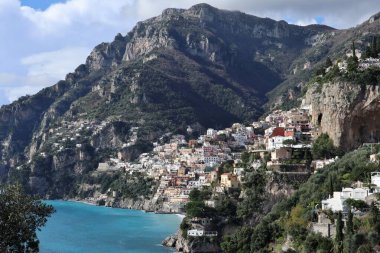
0,0,378,105
21,47,91,84
295,18,319,27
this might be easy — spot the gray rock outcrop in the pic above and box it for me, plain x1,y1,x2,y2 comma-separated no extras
303,81,380,150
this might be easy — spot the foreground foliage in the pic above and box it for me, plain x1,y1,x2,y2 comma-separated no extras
0,184,55,253
220,146,380,252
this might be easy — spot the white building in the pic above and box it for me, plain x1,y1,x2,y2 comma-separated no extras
187,229,218,237
232,133,248,146
266,136,294,150
234,167,245,176
371,172,380,193
206,128,217,137
314,158,337,171
321,187,371,212
204,156,221,166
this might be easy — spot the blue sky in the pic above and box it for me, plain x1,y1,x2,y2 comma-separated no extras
0,0,377,105
21,0,65,9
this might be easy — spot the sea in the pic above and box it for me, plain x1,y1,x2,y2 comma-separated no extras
37,200,182,253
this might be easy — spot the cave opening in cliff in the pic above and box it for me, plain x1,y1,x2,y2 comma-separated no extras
317,113,323,125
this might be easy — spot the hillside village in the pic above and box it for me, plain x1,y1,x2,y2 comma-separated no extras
67,102,380,240
80,106,313,207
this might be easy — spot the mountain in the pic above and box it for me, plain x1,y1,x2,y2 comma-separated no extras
0,4,336,195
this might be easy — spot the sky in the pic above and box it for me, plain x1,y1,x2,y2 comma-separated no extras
0,0,377,105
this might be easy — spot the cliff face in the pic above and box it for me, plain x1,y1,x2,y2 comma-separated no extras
162,230,220,253
303,81,380,150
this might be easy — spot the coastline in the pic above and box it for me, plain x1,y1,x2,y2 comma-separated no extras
38,200,183,253
59,197,185,216
65,198,97,206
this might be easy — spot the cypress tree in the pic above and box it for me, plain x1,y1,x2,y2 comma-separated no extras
335,211,344,253
326,57,333,68
352,41,357,60
328,174,334,197
370,36,378,58
346,208,353,235
376,36,380,57
362,46,370,59
370,203,380,233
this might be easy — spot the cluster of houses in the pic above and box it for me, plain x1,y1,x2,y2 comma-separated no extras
334,48,380,72
359,57,380,70
312,172,380,238
37,117,139,156
187,217,218,237
87,107,325,213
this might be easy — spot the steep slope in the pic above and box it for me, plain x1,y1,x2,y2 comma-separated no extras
267,11,380,110
0,4,333,194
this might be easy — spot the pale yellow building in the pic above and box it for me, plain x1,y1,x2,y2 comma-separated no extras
220,173,239,189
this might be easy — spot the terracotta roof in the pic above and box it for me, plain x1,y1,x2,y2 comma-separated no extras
270,127,285,137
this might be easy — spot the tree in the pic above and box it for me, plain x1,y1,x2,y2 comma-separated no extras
283,139,297,145
325,57,333,68
304,232,333,253
347,41,359,73
344,209,354,253
352,41,357,60
0,184,55,253
286,205,308,240
356,244,373,253
237,170,266,219
345,208,354,235
312,133,336,159
370,203,380,233
335,211,344,253
344,199,368,210
189,188,201,201
371,36,378,58
328,174,335,197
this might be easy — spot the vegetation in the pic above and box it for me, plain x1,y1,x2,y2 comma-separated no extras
363,36,380,59
237,169,267,220
307,39,380,95
0,184,55,252
220,145,380,252
312,133,338,159
236,146,380,252
185,188,215,218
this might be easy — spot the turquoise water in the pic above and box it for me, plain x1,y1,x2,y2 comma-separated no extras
38,201,182,253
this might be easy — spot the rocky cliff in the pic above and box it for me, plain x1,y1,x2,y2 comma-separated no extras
303,81,380,150
162,230,220,253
